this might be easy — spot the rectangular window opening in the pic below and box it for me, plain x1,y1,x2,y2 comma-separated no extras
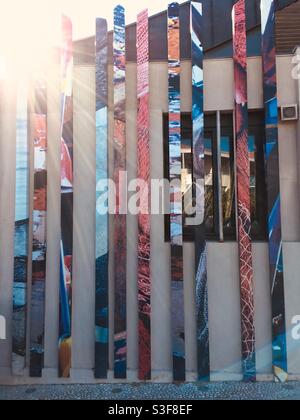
163,111,267,242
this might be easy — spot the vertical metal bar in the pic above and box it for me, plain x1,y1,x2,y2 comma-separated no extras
95,17,109,380
137,9,151,381
216,110,224,242
233,106,238,243
113,4,127,380
30,78,48,378
191,1,210,381
59,14,74,379
233,0,256,382
12,82,29,376
261,0,288,383
168,1,185,382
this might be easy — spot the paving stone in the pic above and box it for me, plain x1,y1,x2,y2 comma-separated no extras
0,382,300,400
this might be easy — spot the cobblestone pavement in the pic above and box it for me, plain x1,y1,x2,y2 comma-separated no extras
0,382,300,400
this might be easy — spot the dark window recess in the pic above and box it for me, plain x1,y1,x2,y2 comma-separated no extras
220,113,236,240
163,111,268,242
248,111,268,241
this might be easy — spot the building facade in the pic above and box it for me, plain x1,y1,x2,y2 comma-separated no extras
1,0,300,383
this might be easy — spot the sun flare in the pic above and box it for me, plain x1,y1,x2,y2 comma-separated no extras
0,1,61,80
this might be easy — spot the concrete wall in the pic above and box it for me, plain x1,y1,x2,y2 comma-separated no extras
0,54,300,384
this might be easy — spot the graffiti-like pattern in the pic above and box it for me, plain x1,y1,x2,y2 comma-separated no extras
59,15,74,378
168,2,185,382
12,84,29,376
233,0,256,382
261,0,288,383
137,9,151,381
30,81,48,378
95,18,109,379
114,5,127,379
191,1,210,382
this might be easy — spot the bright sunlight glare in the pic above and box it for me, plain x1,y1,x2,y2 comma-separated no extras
0,1,59,79
0,0,185,79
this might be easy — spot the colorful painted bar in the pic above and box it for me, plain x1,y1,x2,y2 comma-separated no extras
261,0,288,383
12,83,29,376
168,2,185,382
233,0,256,382
137,9,151,381
95,17,109,379
113,5,127,379
30,79,48,378
191,1,210,382
59,15,74,379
